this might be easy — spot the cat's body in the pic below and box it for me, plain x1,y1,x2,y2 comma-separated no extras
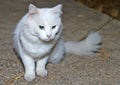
13,4,101,82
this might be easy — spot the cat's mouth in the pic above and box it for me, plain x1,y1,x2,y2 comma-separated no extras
44,38,51,42
38,37,54,42
42,38,56,44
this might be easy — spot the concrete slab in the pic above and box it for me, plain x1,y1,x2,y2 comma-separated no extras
100,19,120,60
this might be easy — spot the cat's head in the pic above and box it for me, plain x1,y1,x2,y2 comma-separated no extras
26,4,63,42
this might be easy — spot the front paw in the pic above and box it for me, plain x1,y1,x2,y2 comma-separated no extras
24,73,35,82
36,68,48,77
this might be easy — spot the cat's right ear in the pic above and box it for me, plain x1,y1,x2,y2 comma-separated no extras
28,4,38,15
51,4,63,15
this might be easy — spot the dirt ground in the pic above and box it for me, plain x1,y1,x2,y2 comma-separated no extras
0,0,120,85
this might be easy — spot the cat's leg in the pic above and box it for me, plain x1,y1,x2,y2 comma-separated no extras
20,53,36,82
49,39,65,64
36,56,48,77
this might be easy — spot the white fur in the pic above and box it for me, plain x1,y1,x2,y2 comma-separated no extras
36,56,48,77
13,4,101,82
65,32,101,56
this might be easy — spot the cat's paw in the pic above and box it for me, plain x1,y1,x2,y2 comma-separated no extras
24,73,36,82
36,68,48,77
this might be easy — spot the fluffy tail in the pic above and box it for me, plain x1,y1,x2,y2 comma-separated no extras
65,32,101,56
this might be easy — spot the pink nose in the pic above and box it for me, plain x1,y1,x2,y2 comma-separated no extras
47,35,51,38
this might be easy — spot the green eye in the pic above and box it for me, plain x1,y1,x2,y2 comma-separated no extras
39,25,44,30
52,25,56,29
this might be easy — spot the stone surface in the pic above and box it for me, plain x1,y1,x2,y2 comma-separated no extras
0,0,120,85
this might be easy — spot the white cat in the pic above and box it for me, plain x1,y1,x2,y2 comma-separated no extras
13,4,101,82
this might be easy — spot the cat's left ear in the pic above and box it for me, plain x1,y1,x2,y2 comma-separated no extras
51,4,63,15
28,4,38,15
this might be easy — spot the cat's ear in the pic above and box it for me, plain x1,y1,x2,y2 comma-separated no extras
28,4,38,15
51,4,62,15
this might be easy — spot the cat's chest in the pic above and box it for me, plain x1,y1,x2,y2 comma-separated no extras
21,38,54,58
32,44,53,57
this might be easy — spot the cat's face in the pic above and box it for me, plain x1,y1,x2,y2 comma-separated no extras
26,4,62,42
